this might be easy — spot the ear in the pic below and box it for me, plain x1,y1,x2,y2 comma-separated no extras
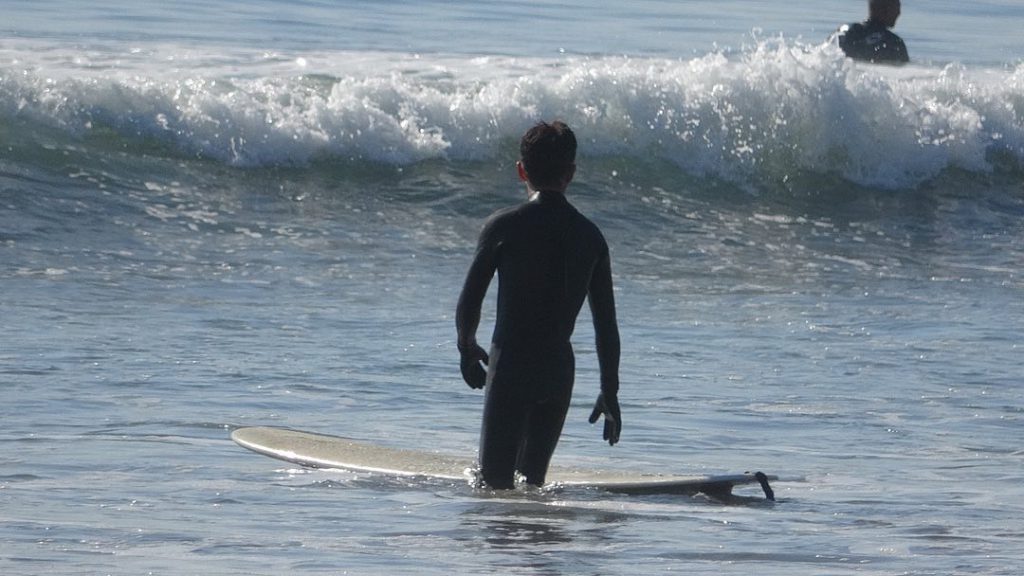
565,163,576,185
517,161,529,182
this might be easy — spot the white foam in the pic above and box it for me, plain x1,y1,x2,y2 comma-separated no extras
2,39,1022,188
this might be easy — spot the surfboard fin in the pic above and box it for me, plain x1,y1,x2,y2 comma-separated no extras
754,471,775,501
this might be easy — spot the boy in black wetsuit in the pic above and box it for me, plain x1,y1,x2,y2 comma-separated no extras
456,121,622,489
833,0,909,64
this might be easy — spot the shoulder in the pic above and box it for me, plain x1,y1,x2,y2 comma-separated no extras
470,206,514,251
576,210,605,235
480,203,521,230
833,22,863,50
570,208,610,251
885,30,907,46
836,22,864,38
874,30,910,62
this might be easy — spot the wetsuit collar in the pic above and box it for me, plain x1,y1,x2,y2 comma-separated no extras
530,190,568,203
864,17,892,30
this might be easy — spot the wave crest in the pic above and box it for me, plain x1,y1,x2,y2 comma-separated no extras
2,40,1022,189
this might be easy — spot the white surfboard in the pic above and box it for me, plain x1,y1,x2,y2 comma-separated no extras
232,427,776,500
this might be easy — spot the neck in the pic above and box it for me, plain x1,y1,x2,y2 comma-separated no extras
529,188,566,201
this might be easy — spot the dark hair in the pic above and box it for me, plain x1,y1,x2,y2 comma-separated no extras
519,121,577,190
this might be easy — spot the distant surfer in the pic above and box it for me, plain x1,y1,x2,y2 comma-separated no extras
456,121,622,489
832,0,909,64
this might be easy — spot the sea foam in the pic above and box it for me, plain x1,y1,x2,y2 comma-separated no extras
2,39,1022,189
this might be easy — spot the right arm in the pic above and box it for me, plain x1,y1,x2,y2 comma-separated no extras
586,246,622,445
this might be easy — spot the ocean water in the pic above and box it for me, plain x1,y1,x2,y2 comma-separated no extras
2,1,1023,574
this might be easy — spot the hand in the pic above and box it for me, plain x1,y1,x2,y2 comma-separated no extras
588,393,621,446
459,342,489,389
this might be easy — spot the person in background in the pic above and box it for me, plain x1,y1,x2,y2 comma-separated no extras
832,0,909,64
456,121,622,489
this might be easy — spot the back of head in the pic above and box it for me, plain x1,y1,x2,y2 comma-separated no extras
520,121,577,191
869,0,901,27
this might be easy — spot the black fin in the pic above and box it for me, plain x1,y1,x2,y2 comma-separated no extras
754,471,775,501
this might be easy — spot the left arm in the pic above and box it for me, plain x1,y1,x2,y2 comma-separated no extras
455,225,499,388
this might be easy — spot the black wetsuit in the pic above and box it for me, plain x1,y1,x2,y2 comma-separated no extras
835,20,909,64
456,190,619,488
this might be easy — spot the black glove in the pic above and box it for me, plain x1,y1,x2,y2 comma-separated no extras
459,343,489,389
588,392,621,446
